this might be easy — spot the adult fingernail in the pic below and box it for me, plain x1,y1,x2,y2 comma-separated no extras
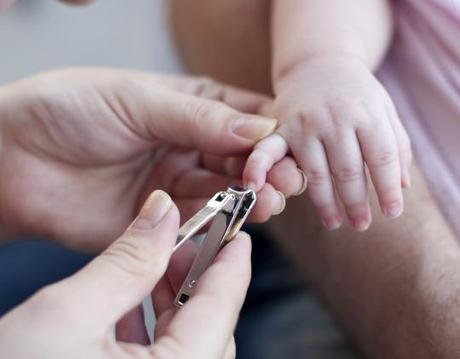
232,117,277,142
131,190,172,230
384,202,402,218
294,169,308,196
273,191,286,215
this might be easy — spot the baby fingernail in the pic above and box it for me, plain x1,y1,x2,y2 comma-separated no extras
273,191,286,215
322,216,342,230
294,169,308,196
352,218,370,232
402,177,411,188
232,117,278,142
384,202,402,218
132,190,172,230
245,181,257,191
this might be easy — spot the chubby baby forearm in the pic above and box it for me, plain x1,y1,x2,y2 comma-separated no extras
243,0,411,231
271,0,394,84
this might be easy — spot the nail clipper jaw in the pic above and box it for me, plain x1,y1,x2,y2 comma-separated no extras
224,187,257,242
173,191,233,252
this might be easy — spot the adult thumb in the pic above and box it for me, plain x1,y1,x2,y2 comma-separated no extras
63,190,179,325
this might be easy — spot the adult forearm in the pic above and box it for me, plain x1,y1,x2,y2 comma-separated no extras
271,0,394,83
268,165,460,358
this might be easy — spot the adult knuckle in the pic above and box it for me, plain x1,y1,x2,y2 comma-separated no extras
185,99,233,128
192,76,225,100
182,99,210,126
193,75,214,89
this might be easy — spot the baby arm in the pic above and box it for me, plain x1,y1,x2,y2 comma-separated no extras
244,0,412,231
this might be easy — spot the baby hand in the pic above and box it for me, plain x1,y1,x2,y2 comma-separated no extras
198,152,307,222
244,57,412,231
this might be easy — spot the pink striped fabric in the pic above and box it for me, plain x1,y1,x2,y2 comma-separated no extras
378,0,460,234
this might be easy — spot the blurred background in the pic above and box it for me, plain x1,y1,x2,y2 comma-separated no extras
0,0,182,84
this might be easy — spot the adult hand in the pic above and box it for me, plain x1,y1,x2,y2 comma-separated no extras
0,68,303,251
0,190,251,358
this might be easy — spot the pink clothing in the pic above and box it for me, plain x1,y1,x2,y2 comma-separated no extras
378,0,460,234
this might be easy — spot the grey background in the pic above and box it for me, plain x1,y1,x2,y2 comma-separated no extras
0,0,183,84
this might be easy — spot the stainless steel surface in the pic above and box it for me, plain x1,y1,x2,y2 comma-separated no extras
174,187,256,307
173,191,231,252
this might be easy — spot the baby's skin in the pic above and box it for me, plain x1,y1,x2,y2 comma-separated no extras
243,0,412,231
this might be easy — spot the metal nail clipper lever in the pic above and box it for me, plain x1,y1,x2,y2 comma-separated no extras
172,186,256,307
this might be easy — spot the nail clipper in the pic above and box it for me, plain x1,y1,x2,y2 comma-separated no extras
172,186,256,307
